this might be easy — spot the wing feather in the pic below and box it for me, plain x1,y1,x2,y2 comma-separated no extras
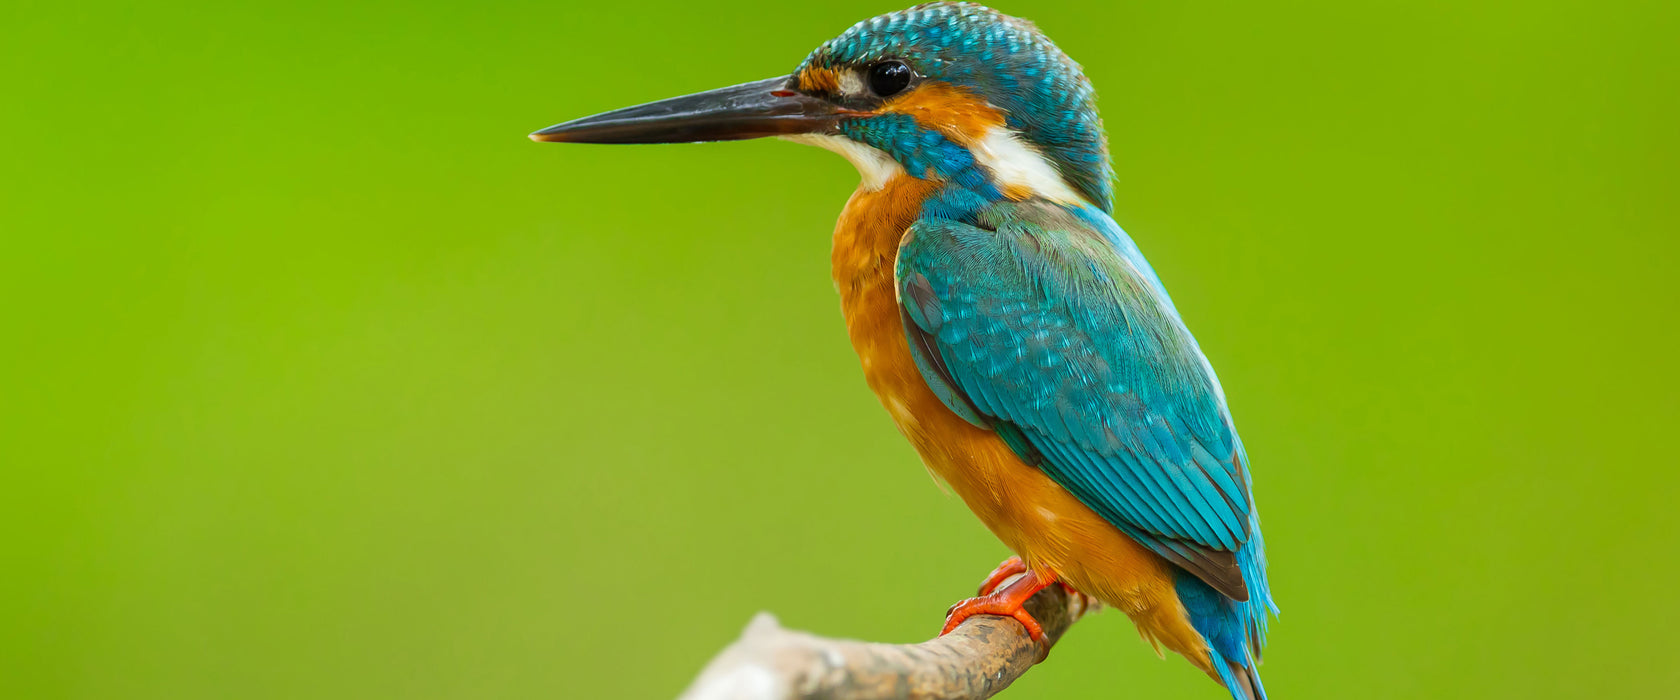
897,202,1254,600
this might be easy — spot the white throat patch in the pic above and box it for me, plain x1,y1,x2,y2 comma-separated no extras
781,133,906,192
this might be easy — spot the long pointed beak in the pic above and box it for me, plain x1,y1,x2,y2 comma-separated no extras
529,76,848,144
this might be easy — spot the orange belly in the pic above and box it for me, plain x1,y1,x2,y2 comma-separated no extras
830,176,1213,669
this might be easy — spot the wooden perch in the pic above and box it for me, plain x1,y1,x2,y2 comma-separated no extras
678,579,1094,700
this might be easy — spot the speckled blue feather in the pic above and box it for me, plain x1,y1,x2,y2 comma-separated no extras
898,202,1253,554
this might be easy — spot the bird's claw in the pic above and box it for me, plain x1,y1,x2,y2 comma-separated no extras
943,593,1048,640
940,557,1060,642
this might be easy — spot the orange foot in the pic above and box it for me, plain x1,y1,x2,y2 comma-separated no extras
977,555,1029,596
941,557,1060,641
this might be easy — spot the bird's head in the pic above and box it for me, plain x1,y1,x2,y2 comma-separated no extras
532,2,1111,212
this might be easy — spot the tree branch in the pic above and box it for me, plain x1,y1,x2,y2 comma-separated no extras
678,579,1094,700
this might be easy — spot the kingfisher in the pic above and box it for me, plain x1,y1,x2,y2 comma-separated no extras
532,3,1277,697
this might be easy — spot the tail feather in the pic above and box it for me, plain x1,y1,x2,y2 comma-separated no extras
1176,508,1276,700
1242,662,1268,700
1207,647,1262,700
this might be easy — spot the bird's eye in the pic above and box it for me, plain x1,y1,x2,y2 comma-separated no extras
867,61,913,97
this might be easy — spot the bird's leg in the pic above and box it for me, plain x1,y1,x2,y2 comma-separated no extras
942,559,1060,641
977,555,1029,596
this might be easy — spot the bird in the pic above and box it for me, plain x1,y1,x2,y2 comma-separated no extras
530,3,1277,698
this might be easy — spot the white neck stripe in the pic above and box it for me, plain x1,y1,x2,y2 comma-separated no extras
783,127,1084,203
969,127,1085,204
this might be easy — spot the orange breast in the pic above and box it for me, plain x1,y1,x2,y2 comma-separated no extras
829,176,1213,668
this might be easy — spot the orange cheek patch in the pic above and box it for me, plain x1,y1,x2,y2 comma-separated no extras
796,67,842,93
879,82,1007,146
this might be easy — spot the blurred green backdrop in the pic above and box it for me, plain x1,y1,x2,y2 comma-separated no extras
4,0,1677,698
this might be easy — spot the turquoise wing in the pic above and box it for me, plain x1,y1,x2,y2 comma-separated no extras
898,201,1255,600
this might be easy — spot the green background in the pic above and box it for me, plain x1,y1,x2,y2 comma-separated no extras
4,0,1677,698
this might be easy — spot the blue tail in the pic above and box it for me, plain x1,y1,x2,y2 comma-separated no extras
1176,518,1277,700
